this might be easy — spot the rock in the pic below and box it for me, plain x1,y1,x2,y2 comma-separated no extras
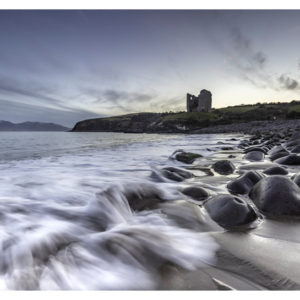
275,154,300,165
244,151,265,161
244,147,268,154
268,145,286,155
174,151,202,164
285,139,300,150
161,167,193,182
227,171,264,195
212,160,235,175
228,155,236,158
269,150,289,161
263,166,288,175
182,186,210,201
293,173,300,187
249,175,300,217
125,185,163,211
291,145,300,153
204,194,257,228
221,146,234,150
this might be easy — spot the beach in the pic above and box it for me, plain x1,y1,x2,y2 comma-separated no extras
0,129,300,289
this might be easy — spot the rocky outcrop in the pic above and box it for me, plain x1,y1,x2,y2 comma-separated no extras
227,171,264,195
204,194,257,228
173,151,203,164
181,186,210,201
212,160,235,175
249,175,300,217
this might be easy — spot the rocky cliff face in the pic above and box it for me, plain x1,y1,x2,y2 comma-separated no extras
72,113,186,133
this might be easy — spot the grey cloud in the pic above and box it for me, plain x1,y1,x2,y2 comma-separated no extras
102,89,154,103
278,75,299,90
228,27,270,86
219,27,300,92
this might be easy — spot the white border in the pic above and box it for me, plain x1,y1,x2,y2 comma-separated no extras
0,0,300,10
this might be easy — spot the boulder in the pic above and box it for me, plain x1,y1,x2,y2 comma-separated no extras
221,146,234,150
263,166,288,175
204,194,257,228
249,175,300,217
161,167,193,182
244,147,268,154
275,154,300,165
125,185,163,211
292,173,300,187
270,150,289,161
244,151,264,161
182,186,209,201
212,160,235,175
174,151,202,164
268,146,289,161
227,171,264,195
291,145,300,153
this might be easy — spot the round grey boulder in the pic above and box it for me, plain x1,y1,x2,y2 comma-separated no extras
182,186,209,201
212,160,235,175
292,173,300,187
204,194,257,228
244,147,268,154
275,154,300,165
244,151,264,161
174,151,202,164
291,145,300,153
249,175,300,217
227,171,264,195
161,167,193,182
263,166,288,175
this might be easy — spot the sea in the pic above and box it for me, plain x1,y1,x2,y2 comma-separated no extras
0,131,241,290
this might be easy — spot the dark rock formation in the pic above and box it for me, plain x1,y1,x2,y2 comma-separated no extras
263,166,288,175
244,151,265,161
227,171,264,195
293,173,300,187
204,194,257,228
212,160,235,175
174,151,202,164
291,145,300,153
182,186,209,201
161,167,193,182
275,154,300,165
244,146,268,154
249,175,300,217
125,185,163,211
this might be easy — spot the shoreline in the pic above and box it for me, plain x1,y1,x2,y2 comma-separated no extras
70,118,300,135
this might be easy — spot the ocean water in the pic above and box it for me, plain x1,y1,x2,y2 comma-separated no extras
0,132,241,290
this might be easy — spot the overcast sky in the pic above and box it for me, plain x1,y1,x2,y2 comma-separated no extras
1,10,300,126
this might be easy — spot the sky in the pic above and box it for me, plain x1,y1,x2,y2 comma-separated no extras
0,10,300,127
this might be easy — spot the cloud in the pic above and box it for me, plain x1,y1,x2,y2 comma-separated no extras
278,75,299,90
218,27,300,92
0,98,103,127
226,27,272,88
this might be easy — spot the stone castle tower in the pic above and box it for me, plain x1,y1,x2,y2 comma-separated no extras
186,89,212,112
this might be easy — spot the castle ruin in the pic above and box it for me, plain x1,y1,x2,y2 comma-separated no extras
186,89,212,112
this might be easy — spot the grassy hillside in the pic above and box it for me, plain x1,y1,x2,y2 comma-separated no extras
72,100,300,133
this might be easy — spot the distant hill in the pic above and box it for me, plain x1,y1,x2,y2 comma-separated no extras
0,121,70,131
71,100,300,133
